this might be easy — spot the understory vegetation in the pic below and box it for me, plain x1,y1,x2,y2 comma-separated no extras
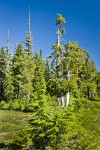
0,14,100,149
0,98,100,149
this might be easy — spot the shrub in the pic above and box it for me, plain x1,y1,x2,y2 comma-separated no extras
9,99,21,111
0,101,9,109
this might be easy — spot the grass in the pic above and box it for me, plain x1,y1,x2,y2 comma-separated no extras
0,110,33,145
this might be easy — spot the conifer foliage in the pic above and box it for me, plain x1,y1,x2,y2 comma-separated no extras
25,6,33,54
12,43,34,109
0,47,6,101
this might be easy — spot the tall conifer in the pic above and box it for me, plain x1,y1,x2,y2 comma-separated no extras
33,52,46,102
25,6,32,54
3,30,14,101
50,14,66,107
13,43,34,102
0,47,6,101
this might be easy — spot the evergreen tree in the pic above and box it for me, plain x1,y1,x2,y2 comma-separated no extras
64,42,85,97
49,14,66,107
82,52,97,99
51,14,66,77
29,97,68,150
6,30,11,72
4,30,14,101
22,52,34,102
0,47,6,101
44,58,50,87
39,49,43,58
12,43,34,103
96,72,100,97
12,43,24,99
33,52,46,101
25,6,32,54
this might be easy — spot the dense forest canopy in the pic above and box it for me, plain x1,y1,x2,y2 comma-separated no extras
0,13,100,150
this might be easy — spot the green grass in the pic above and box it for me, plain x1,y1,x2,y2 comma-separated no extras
0,110,33,145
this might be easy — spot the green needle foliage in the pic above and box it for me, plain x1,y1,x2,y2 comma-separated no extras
0,47,6,101
29,98,68,150
33,52,46,98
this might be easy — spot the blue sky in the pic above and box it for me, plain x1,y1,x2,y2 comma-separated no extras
0,0,100,71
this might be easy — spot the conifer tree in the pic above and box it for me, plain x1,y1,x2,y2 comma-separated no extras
29,101,68,150
22,52,34,103
44,58,50,84
64,42,85,97
96,72,100,97
51,14,66,77
4,30,14,101
5,30,11,71
25,6,32,54
0,47,6,101
82,53,97,99
33,52,46,102
12,43,24,99
13,43,34,102
50,14,66,107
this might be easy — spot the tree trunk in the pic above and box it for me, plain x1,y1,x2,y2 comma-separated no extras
66,91,70,108
66,69,70,108
88,87,91,99
57,97,61,106
61,94,64,107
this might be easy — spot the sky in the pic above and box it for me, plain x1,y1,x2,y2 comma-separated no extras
0,0,100,71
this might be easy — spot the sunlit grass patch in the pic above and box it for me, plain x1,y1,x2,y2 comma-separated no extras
0,110,32,144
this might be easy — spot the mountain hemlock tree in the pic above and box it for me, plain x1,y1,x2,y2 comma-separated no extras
13,43,34,103
64,42,85,98
4,30,14,101
90,60,97,99
64,41,86,106
96,72,100,97
44,58,50,85
82,52,97,99
6,30,11,72
29,101,68,150
12,43,24,99
33,52,46,101
51,14,66,107
0,47,6,101
25,6,32,55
